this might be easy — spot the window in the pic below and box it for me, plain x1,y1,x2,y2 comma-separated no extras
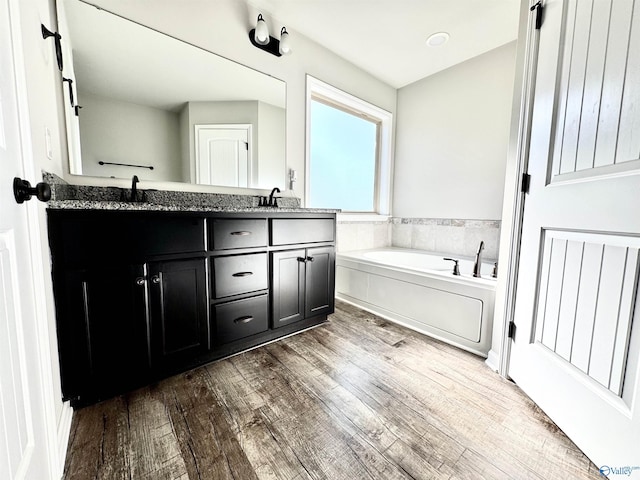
306,76,393,214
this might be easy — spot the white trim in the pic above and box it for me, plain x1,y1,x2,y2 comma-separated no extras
490,1,540,377
304,75,393,214
337,213,390,223
56,402,73,468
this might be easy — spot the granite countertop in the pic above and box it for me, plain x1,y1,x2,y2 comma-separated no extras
47,200,340,214
42,172,340,213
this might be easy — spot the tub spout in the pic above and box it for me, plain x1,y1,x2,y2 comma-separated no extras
473,241,484,278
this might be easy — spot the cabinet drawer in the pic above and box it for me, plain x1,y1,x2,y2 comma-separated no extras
214,295,269,344
209,219,267,250
271,219,335,246
52,213,205,263
213,253,268,298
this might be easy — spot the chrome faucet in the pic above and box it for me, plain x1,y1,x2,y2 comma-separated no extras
473,241,484,278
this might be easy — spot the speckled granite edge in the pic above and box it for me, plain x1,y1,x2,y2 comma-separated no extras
40,171,333,212
46,200,339,214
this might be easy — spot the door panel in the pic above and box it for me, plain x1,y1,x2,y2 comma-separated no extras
60,265,150,401
0,233,33,478
304,246,335,318
271,249,305,328
195,126,250,187
509,0,640,467
149,258,209,369
0,0,52,476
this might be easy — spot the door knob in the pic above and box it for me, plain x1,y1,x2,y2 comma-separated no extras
151,275,160,284
13,177,51,204
135,277,146,286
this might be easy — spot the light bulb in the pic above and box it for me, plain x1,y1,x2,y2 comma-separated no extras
279,27,292,55
254,14,269,45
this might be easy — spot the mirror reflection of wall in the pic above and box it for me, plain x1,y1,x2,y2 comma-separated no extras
58,0,286,189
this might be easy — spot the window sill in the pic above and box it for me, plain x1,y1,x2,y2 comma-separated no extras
337,213,391,223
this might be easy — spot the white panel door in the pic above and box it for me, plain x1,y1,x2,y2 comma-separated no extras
510,0,640,469
0,0,53,478
195,125,250,187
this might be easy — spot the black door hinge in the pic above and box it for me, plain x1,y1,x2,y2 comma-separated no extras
530,1,544,30
521,173,531,194
508,321,517,339
245,142,249,150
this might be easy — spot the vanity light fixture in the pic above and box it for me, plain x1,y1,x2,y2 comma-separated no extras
249,14,291,57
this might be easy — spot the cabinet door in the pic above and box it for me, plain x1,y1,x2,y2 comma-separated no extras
305,246,335,318
271,249,305,328
58,265,150,403
148,258,209,370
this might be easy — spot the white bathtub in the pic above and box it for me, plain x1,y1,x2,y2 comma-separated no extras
335,248,496,356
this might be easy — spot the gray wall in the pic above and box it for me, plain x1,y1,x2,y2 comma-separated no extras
393,42,517,220
79,91,182,181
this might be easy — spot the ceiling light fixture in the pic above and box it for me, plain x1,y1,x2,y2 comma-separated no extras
249,14,291,57
426,32,450,47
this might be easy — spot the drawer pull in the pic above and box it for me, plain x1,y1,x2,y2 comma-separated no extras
232,271,253,277
234,315,254,324
230,231,251,236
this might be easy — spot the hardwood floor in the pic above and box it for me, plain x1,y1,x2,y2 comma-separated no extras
63,300,601,480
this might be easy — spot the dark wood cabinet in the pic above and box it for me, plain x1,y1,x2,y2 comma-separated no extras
48,210,335,407
58,265,150,403
271,246,335,328
148,258,208,372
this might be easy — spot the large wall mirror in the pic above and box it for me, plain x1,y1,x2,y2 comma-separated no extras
58,0,286,189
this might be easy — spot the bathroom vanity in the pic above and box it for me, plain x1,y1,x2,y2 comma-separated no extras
47,207,336,407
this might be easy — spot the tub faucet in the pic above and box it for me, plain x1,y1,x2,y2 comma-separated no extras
473,241,484,278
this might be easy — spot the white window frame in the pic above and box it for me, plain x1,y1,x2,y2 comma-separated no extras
305,75,393,216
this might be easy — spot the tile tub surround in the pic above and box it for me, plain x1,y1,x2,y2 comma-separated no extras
337,216,500,262
391,218,500,262
336,219,392,253
42,171,302,209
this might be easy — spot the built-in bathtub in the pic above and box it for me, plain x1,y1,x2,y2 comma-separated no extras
335,248,497,357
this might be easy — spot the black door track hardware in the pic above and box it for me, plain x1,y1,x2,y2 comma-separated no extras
13,177,51,204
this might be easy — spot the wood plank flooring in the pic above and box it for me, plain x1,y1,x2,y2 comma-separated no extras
63,300,601,480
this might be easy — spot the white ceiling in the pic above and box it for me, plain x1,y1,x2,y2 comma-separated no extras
253,0,521,88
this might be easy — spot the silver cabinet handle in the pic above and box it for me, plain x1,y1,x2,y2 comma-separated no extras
234,315,253,324
135,277,145,286
151,275,160,284
232,271,253,277
230,231,251,236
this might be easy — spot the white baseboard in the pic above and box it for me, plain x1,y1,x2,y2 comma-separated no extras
56,402,73,476
485,349,500,372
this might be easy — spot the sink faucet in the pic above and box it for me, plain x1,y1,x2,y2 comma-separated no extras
268,187,280,207
131,175,139,202
473,241,484,278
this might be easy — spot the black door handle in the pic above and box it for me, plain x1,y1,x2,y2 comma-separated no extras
13,178,51,204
